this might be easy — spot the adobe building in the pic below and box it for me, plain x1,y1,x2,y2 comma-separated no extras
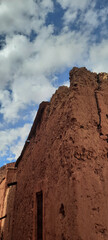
0,67,108,240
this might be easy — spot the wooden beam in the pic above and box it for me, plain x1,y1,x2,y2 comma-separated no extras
0,215,7,220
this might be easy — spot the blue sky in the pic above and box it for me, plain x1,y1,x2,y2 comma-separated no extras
0,0,108,167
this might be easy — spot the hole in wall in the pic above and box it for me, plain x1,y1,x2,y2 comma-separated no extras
59,203,65,217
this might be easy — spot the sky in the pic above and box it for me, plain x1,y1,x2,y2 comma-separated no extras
0,0,108,167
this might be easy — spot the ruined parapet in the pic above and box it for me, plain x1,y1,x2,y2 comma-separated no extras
69,67,97,88
6,167,17,187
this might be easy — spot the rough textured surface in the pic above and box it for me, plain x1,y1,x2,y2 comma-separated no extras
0,166,6,184
0,67,108,240
0,163,15,217
0,163,16,239
0,163,15,183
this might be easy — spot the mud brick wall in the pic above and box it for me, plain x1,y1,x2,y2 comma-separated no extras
1,67,108,240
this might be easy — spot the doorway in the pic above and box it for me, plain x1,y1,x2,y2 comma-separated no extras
36,191,43,240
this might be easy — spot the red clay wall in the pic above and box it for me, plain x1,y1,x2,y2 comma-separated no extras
10,68,108,240
0,179,6,237
0,165,17,240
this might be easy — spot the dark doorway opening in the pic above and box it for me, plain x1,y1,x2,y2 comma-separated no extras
36,191,43,240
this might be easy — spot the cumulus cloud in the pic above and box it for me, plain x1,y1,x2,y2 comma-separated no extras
57,0,93,27
84,9,99,27
0,27,56,122
57,0,108,39
0,123,32,159
83,8,108,31
0,23,88,122
0,0,54,34
88,39,108,73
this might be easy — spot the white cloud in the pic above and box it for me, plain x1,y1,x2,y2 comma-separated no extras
0,123,32,159
63,81,69,87
83,8,108,30
63,10,78,25
88,39,108,73
84,9,99,27
0,28,57,122
57,0,92,10
7,157,15,162
99,8,108,23
57,0,108,35
0,23,88,122
0,0,54,34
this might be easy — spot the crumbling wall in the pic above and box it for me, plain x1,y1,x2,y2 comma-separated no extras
2,67,108,240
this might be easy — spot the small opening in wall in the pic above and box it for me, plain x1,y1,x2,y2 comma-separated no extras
73,83,78,87
59,203,65,217
36,191,43,240
7,182,17,187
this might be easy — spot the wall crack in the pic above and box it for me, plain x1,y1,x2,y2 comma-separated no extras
94,74,103,136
